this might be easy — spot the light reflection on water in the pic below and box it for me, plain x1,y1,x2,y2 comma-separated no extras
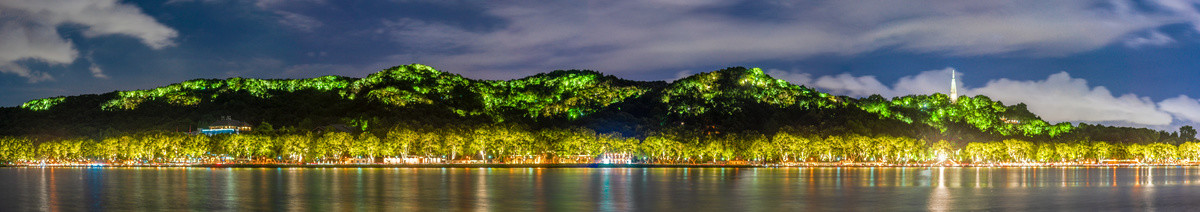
1,167,1200,210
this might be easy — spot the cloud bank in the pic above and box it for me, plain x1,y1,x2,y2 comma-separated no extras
382,0,1200,77
970,72,1173,126
768,67,1193,127
0,0,177,82
1160,95,1200,124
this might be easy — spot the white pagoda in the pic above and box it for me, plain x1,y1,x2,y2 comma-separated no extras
950,68,958,104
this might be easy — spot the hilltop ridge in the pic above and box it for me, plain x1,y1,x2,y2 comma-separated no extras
1,64,1182,145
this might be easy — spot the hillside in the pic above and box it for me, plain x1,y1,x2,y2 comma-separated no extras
0,64,1185,145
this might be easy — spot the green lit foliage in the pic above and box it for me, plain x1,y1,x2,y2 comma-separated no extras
1034,143,1056,162
312,132,354,160
545,127,601,157
469,124,535,160
1126,143,1177,163
770,129,815,162
364,87,434,107
1062,123,1183,145
656,67,841,135
384,127,418,159
350,64,471,110
0,137,34,163
961,140,1039,163
1178,142,1200,161
857,94,1072,137
478,70,648,119
215,134,277,160
351,65,649,120
36,138,92,162
929,140,954,161
278,134,312,162
661,67,833,117
640,132,689,163
97,75,354,110
1089,141,1115,161
3,126,1197,165
350,132,382,158
9,64,1197,166
962,142,1000,163
20,97,66,111
1001,139,1035,162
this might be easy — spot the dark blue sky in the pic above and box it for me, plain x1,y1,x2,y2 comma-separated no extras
1,0,1199,130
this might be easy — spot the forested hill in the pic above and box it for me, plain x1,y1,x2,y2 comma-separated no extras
1,64,1191,144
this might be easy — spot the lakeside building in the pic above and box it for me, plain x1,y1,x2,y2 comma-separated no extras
200,116,252,135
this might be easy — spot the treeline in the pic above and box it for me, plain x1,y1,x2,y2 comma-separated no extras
2,124,1198,165
4,64,1199,166
7,64,1190,148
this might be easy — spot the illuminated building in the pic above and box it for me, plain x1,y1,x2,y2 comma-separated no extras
200,116,252,135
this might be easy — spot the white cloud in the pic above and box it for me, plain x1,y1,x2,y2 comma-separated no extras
1124,31,1176,47
379,18,473,51
281,63,360,78
89,64,109,79
382,0,1200,77
254,0,325,32
218,57,284,77
778,67,1181,126
0,63,54,83
167,0,326,32
1160,95,1200,123
765,69,812,88
84,53,108,79
968,72,1173,126
673,70,695,81
0,0,177,82
163,0,222,5
812,73,893,97
254,0,325,9
273,11,323,32
0,23,74,82
775,68,958,98
892,68,960,97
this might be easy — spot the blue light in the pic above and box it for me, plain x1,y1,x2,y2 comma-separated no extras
200,128,239,136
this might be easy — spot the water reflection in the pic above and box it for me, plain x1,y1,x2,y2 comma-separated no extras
928,167,950,211
3,167,1200,210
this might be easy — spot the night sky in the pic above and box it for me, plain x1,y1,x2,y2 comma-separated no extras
2,0,1199,131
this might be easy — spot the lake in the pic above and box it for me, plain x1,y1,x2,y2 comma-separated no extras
2,166,1199,211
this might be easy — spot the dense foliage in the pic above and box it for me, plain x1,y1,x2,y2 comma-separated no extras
1,64,1195,164
1,126,1197,164
853,94,1073,137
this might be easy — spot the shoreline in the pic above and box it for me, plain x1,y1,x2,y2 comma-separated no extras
2,163,1194,168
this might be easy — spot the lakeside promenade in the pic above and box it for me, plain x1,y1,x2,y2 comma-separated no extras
6,161,1196,168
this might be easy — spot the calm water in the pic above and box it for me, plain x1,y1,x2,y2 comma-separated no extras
2,167,1200,211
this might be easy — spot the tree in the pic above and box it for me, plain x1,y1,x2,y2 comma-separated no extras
352,132,382,159
1001,139,1034,162
930,140,954,162
771,131,811,162
314,132,354,161
279,134,310,162
0,137,34,163
964,142,989,163
385,127,417,160
1090,141,1114,161
257,122,276,135
745,136,774,162
1178,142,1200,161
440,127,468,161
1181,126,1197,140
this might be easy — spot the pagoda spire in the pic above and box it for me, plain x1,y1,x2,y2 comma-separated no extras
950,68,958,104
